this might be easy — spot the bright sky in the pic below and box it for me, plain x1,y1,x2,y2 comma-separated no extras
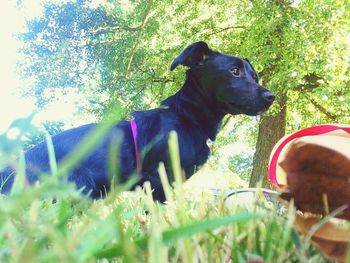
0,0,90,134
0,1,36,133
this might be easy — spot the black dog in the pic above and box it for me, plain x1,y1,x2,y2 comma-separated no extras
0,42,274,202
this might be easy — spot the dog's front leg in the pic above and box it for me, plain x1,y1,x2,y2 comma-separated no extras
147,175,166,203
141,159,199,203
141,165,173,203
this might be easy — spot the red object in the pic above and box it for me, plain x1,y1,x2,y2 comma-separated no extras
268,125,350,187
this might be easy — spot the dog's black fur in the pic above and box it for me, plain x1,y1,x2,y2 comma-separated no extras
0,42,274,202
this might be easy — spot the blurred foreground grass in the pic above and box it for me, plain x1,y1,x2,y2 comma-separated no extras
0,122,332,262
0,174,331,263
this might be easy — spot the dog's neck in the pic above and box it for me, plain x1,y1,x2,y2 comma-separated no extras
161,74,225,140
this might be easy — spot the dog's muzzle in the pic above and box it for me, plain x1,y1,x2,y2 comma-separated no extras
223,89,275,116
261,90,275,104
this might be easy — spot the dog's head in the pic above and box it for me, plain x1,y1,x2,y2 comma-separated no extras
171,41,275,116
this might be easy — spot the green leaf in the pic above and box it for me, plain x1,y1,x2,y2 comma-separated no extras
93,212,262,259
10,151,26,196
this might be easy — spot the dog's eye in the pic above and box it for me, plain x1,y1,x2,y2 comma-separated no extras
230,67,240,77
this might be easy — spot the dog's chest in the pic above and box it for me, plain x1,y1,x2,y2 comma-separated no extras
134,109,211,174
177,129,211,172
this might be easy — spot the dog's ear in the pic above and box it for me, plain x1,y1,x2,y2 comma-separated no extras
243,58,254,70
170,41,212,71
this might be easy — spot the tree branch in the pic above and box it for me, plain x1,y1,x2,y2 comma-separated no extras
207,26,245,36
291,73,326,92
309,98,338,122
90,25,142,34
125,0,154,78
221,115,233,130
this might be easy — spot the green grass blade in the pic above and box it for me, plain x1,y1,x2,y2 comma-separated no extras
291,229,302,251
10,151,26,196
57,108,122,178
263,221,276,261
93,212,262,259
162,213,262,245
255,225,262,255
107,132,122,191
280,201,295,252
158,162,173,203
168,131,182,185
45,133,58,177
305,204,348,243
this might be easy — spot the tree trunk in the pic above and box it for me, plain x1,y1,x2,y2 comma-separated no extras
249,92,287,188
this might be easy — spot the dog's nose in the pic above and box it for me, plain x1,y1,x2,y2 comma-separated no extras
262,92,275,103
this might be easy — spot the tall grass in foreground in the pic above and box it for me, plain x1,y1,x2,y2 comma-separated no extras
0,122,333,262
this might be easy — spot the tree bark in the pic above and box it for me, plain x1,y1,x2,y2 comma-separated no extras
249,92,287,188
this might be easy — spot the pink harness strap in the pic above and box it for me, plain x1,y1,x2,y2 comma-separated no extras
268,124,350,187
130,119,142,177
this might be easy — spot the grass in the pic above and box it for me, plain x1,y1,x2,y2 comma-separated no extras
0,179,330,263
0,120,335,263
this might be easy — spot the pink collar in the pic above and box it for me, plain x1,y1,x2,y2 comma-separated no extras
130,119,142,176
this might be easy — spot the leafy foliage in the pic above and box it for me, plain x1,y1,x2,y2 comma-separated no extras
19,0,113,109
23,120,65,148
224,1,350,126
228,153,253,182
18,1,350,179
